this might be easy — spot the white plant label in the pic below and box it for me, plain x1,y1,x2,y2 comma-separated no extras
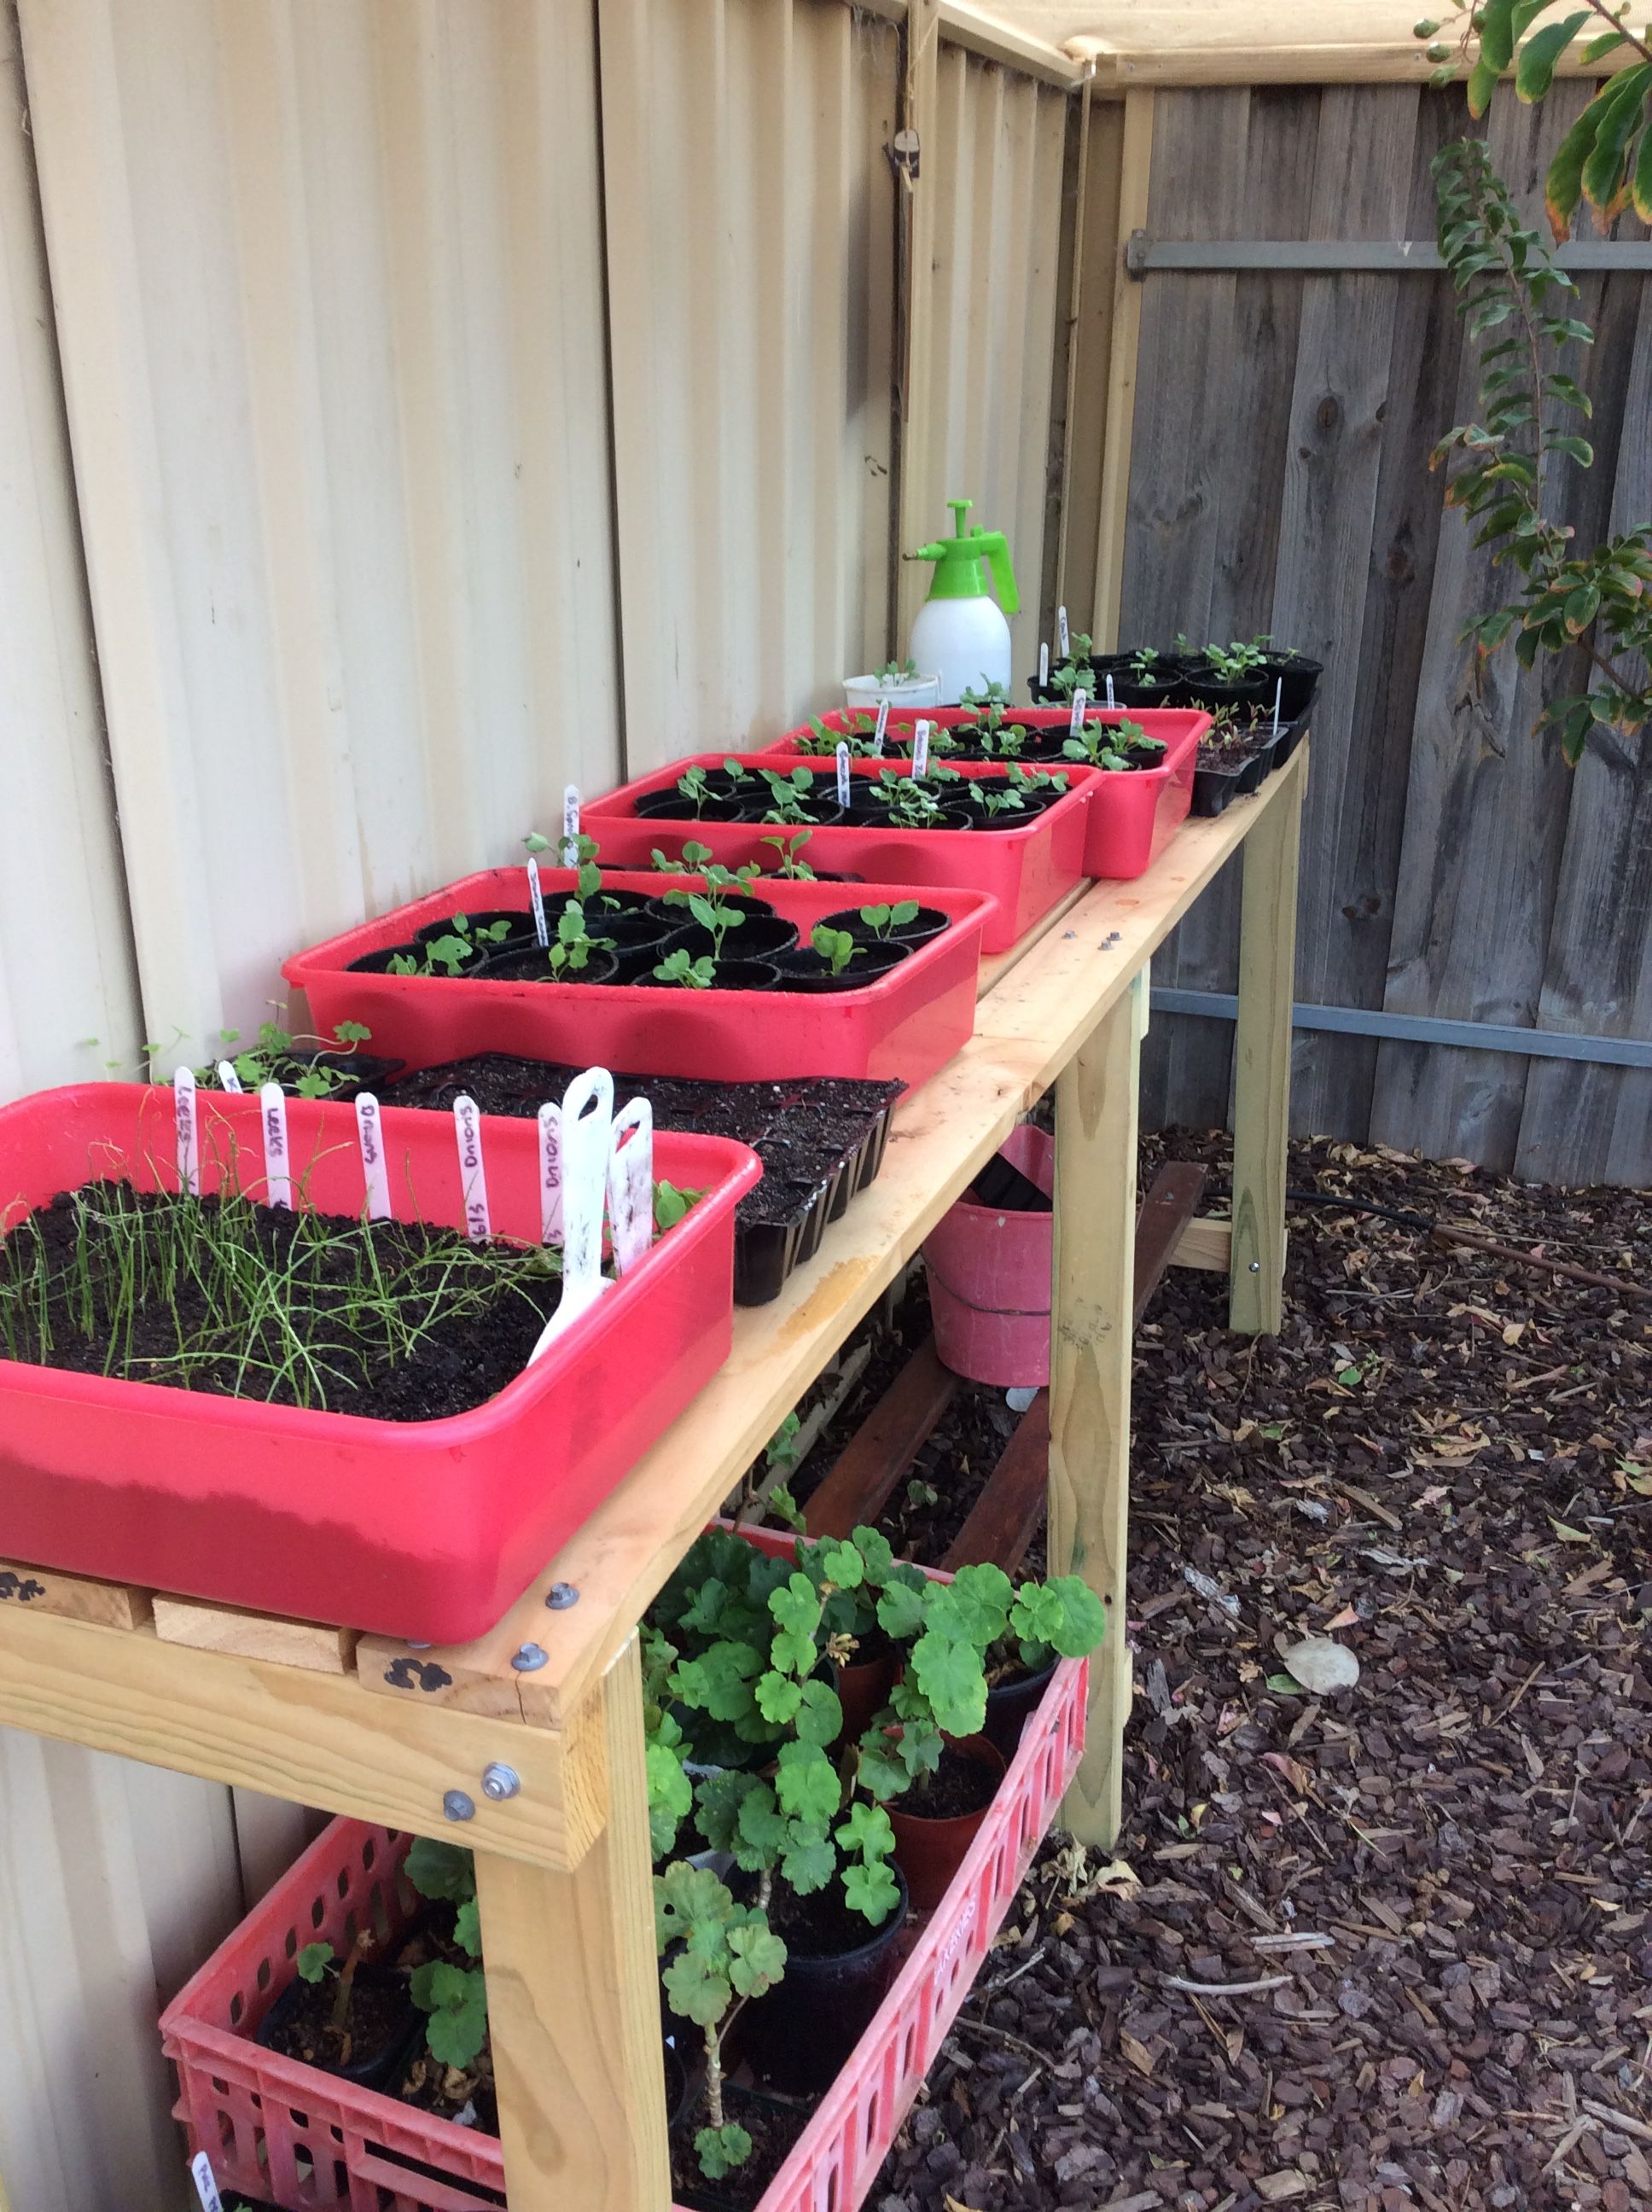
530,1067,614,1360
561,785,581,869
259,1082,292,1210
356,1092,391,1220
526,855,550,947
216,1059,242,1094
835,741,852,810
453,1094,491,1243
1057,604,1070,657
1038,641,1050,688
1069,688,1088,736
1105,673,1116,709
1271,676,1284,733
912,719,931,777
538,1101,562,1243
189,2154,225,2212
873,698,890,754
173,1067,199,1196
608,1097,654,1275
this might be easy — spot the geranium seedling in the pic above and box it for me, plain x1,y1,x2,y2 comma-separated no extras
355,1092,391,1220
452,1094,491,1243
759,829,815,880
653,947,717,988
259,1081,292,1210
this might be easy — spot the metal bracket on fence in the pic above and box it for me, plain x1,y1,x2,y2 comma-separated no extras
1125,228,1652,277
1152,987,1652,1070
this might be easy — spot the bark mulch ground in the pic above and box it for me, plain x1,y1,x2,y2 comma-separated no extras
867,1131,1652,2212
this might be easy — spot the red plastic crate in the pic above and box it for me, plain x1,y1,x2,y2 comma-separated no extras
760,707,1208,881
0,1085,759,1642
285,868,994,1091
160,1661,1087,2212
581,755,1096,951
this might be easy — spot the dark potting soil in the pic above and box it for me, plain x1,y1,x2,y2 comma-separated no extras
3,1188,562,1422
887,1739,1000,1820
765,1874,887,1960
262,1971,410,2074
396,2037,498,2133
671,2084,809,2212
1197,732,1269,771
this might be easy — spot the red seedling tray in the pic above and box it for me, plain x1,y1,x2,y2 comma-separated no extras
160,1657,1085,2212
0,1085,759,1642
582,754,1096,951
762,705,1209,881
286,867,992,1091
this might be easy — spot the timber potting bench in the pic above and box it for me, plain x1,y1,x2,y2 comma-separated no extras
0,744,1305,2212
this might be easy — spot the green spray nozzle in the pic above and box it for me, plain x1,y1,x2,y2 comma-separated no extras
909,498,1020,614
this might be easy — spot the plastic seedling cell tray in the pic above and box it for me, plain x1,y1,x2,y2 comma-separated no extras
0,1085,759,1642
286,868,993,1091
581,756,1094,950
759,708,1209,883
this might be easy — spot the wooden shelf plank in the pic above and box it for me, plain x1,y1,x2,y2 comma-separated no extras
803,1337,956,1539
153,1595,358,1674
942,1393,1050,1575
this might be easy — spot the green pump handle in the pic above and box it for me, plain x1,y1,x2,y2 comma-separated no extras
910,497,1021,614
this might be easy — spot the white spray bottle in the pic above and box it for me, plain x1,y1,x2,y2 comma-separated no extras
906,498,1021,705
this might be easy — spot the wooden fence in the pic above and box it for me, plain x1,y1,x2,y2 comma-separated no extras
1080,80,1652,1186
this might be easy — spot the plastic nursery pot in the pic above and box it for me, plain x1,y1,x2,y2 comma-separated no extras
982,1657,1058,1757
923,1122,1056,1388
253,1965,422,2093
630,789,755,824
1256,650,1322,719
671,2081,809,2212
346,940,486,978
1175,666,1271,712
643,888,778,926
412,909,537,952
820,904,951,949
844,671,941,710
1191,741,1271,818
668,914,801,963
835,1647,898,1740
694,958,782,992
477,944,622,986
741,1864,910,2096
768,942,908,994
841,796,975,834
887,1733,1009,1911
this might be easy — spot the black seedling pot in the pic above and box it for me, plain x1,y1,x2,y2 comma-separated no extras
703,958,782,992
631,789,756,824
255,1967,421,2092
753,800,848,830
842,795,974,833
1190,742,1271,818
643,889,778,926
1254,650,1322,719
1176,665,1271,712
983,1656,1057,1755
820,903,951,949
413,909,534,952
769,941,908,994
608,922,691,983
274,1050,405,1099
741,1867,910,2095
586,887,663,920
478,944,622,986
667,915,800,962
734,1180,820,1303
670,2082,807,2212
346,940,486,978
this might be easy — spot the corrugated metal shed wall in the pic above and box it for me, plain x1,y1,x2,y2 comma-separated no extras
0,4,1076,2203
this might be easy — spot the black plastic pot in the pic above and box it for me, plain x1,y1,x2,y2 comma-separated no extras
819,904,951,949
742,1867,910,2095
671,2081,808,2212
768,941,908,993
983,1656,1057,1756
631,789,755,824
643,889,779,927
735,1179,822,1303
255,1967,421,2092
346,940,486,978
608,921,691,982
1191,743,1271,818
668,915,801,963
703,958,781,992
478,944,622,986
841,796,974,832
1176,665,1271,713
753,801,849,830
1255,650,1322,720
256,1050,405,1101
413,909,534,953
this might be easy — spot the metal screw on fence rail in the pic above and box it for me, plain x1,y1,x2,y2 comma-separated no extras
481,1763,521,1802
511,1641,550,1672
546,1582,580,1610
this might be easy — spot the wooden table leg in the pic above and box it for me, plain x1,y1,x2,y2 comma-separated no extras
474,1633,668,2212
1049,970,1144,1850
1229,750,1305,1335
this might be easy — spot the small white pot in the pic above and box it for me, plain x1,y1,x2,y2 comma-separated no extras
843,672,941,711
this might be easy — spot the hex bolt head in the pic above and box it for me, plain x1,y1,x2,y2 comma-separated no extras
481,1762,521,1802
545,1583,580,1610
510,1641,550,1672
443,1790,476,1823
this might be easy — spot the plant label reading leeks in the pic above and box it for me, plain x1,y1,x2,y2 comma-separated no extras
835,741,852,810
561,784,581,870
526,855,550,947
913,719,930,777
259,1082,292,1210
452,1094,491,1243
355,1092,391,1220
529,1066,614,1361
538,1101,562,1243
1069,688,1088,736
216,1059,242,1094
1057,604,1069,657
874,698,890,754
608,1097,654,1276
173,1067,199,1197
189,2154,224,2212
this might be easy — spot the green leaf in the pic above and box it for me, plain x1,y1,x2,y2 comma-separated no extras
875,1579,927,1642
835,1799,896,1861
755,1672,803,1726
779,1819,836,1894
404,1837,475,1905
454,1898,482,1959
768,1572,824,1677
1467,52,1502,114
295,1941,332,1984
734,1783,787,1867
791,1677,844,1748
856,1734,911,1800
851,1526,896,1584
1583,27,1626,61
695,2123,753,2180
1547,100,1601,238
664,1950,733,2027
817,1540,865,1590
774,1740,841,1824
842,1856,903,1924
929,1562,1013,1649
1515,12,1589,101
1636,114,1652,221
1549,434,1595,466
910,1628,989,1738
726,1918,787,1997
423,1973,488,2069
1266,1672,1306,1696
1582,64,1652,218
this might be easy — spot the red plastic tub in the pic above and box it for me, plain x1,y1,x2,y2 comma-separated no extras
924,1124,1055,1388
581,754,1096,951
0,1085,759,1641
160,1661,1086,2212
762,707,1208,880
285,867,993,1091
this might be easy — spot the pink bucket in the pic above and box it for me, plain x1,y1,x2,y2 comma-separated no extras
923,1125,1053,1386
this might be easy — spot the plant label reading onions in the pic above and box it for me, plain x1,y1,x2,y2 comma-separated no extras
173,1067,199,1196
538,1101,562,1243
873,698,890,754
561,784,581,869
835,741,852,810
355,1092,391,1220
529,1066,614,1360
526,855,550,947
259,1082,292,1210
453,1094,491,1243
189,2154,225,2212
216,1059,242,1094
608,1097,654,1276
1069,688,1088,735
912,719,930,777
1057,604,1069,656
1038,641,1049,687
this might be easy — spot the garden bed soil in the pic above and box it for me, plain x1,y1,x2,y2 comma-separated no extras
0,1190,563,1422
887,1739,1002,1821
672,2084,810,2212
869,1128,1652,2212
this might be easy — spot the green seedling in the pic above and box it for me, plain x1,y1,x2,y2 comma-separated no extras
759,830,817,879
1201,639,1269,682
759,767,821,825
653,948,717,989
810,925,857,976
1062,719,1165,771
294,1930,376,2036
544,899,612,977
858,900,919,940
1047,632,1094,698
404,1837,488,2070
655,1863,787,2181
196,1018,374,1099
388,911,512,977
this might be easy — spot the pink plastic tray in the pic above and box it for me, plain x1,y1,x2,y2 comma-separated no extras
0,1085,758,1642
581,754,1096,951
160,1661,1086,2212
285,867,993,1092
762,707,1208,881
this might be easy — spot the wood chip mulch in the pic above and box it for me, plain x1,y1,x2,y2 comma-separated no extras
875,1132,1652,2212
